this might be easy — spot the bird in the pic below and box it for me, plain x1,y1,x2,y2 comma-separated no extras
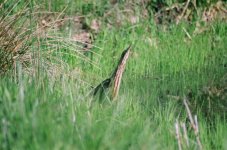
93,45,131,102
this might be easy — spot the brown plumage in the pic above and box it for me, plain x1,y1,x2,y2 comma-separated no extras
93,45,131,101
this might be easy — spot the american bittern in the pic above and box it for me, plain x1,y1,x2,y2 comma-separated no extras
93,45,131,101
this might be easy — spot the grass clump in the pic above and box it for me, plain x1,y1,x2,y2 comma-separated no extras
0,2,33,75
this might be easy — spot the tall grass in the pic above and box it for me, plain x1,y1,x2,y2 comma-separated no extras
0,1,32,75
0,1,227,150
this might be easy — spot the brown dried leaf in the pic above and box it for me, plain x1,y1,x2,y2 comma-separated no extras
72,32,92,50
129,16,139,24
202,1,227,23
90,19,101,32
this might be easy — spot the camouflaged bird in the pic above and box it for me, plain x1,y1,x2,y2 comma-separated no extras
93,45,131,102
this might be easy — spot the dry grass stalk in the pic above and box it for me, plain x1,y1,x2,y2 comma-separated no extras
182,27,192,40
181,122,189,147
176,0,191,24
175,120,182,150
175,120,190,150
183,98,203,150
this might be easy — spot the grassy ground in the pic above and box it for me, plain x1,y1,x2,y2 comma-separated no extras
1,1,227,150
